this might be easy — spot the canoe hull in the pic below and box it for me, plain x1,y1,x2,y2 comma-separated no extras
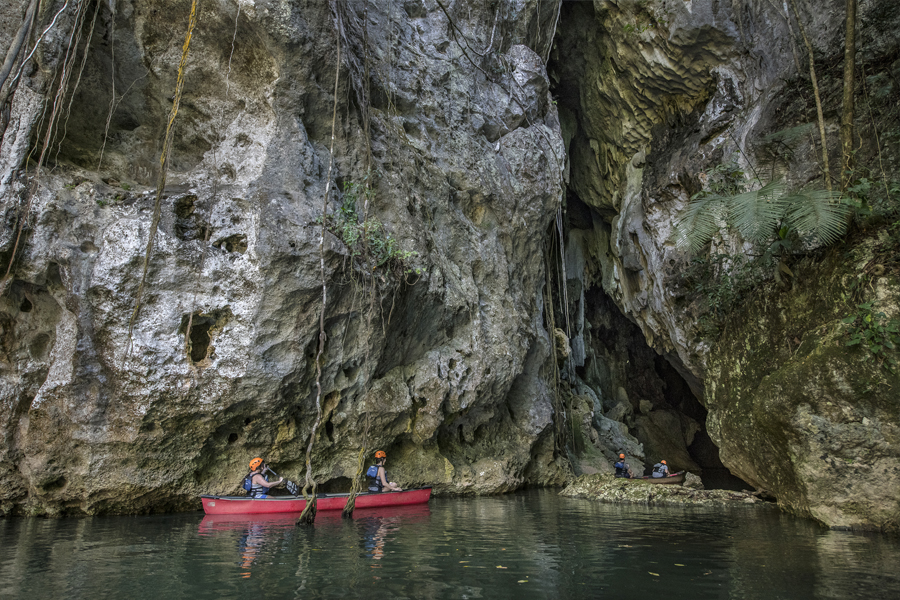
625,472,686,485
201,487,432,515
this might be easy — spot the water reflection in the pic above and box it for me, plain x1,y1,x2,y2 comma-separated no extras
1,491,899,599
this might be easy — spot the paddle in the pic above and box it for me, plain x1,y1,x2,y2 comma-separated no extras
264,467,300,495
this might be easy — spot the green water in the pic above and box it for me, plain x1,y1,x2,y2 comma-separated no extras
2,490,898,599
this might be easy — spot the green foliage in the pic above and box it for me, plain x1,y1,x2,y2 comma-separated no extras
845,176,900,222
321,179,420,277
678,252,768,338
622,0,669,35
842,302,900,372
671,158,849,254
672,155,852,340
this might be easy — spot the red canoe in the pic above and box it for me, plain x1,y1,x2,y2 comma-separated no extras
201,487,432,515
627,472,686,485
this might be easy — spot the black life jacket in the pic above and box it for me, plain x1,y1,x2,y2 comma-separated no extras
652,463,668,477
614,461,628,477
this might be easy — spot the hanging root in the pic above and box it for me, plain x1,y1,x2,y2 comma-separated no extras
183,3,239,360
3,0,93,288
125,0,199,356
298,1,343,527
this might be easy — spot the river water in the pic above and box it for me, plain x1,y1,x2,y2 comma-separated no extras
2,490,899,599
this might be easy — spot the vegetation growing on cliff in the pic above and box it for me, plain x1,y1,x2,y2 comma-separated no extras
320,178,420,278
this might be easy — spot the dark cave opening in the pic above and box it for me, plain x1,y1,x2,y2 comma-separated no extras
547,187,752,490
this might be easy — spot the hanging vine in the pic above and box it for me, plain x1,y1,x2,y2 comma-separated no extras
297,2,343,527
3,0,96,291
183,2,240,362
125,0,199,355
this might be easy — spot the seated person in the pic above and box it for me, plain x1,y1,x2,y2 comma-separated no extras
613,453,634,478
652,459,670,478
247,457,283,498
366,450,402,492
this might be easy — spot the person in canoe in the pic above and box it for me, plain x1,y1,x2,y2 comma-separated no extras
367,450,402,492
651,459,670,478
245,457,283,498
614,453,634,478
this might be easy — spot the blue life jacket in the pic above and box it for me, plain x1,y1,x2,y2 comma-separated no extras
367,465,383,492
249,473,268,498
614,461,629,478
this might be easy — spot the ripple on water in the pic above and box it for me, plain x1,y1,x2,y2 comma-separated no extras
2,490,899,600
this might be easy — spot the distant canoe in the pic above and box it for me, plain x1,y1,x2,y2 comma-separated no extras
625,472,686,485
201,487,432,515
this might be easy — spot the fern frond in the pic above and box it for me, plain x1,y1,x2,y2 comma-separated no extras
784,188,849,245
728,180,789,244
671,193,728,253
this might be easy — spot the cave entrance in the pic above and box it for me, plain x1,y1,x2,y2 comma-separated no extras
580,285,753,490
546,194,751,490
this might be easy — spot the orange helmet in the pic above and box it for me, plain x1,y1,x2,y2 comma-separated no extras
375,450,386,459
249,457,263,470
661,460,667,465
619,453,625,459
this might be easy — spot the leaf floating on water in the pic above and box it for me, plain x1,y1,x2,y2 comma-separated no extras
518,580,528,583
674,564,685,567
649,572,660,577
459,561,469,563
497,566,507,569
618,545,633,548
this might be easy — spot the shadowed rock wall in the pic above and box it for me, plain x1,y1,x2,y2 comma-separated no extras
552,0,900,530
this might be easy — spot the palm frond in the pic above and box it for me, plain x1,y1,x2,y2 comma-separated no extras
757,123,815,146
727,180,789,244
671,193,728,253
784,188,850,245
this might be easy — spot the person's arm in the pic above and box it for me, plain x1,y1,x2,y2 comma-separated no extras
253,473,283,489
378,467,401,491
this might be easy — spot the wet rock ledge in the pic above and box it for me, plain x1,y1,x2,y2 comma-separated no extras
561,473,770,508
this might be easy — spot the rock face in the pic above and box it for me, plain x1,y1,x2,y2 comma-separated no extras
707,241,900,530
2,0,898,530
552,0,900,530
0,0,568,515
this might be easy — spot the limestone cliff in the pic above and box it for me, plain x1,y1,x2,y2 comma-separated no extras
552,0,899,530
1,0,568,515
2,0,898,530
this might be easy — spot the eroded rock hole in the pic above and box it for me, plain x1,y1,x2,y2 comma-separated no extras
41,476,67,492
227,432,238,444
213,234,248,254
325,419,334,442
173,195,208,241
179,307,233,364
575,282,752,489
19,296,32,313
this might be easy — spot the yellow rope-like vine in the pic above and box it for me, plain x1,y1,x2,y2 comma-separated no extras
126,0,199,355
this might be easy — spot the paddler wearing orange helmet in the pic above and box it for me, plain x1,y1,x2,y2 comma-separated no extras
365,450,402,492
246,457,284,498
652,459,671,478
613,453,634,478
